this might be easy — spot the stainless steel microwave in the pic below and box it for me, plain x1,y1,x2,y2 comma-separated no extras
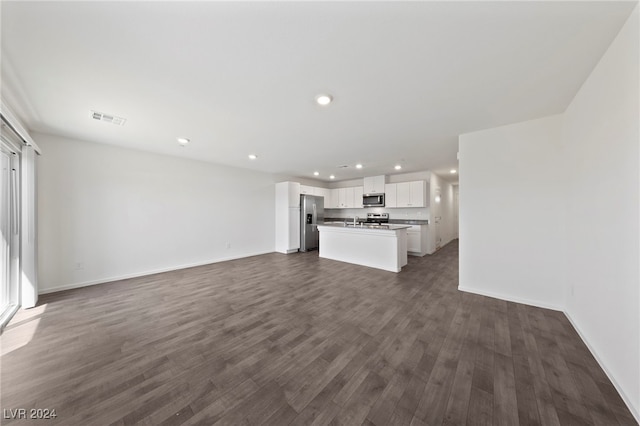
363,193,385,207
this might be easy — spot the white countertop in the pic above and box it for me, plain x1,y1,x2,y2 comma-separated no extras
319,223,411,231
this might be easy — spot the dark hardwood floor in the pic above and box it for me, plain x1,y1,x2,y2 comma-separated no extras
1,240,637,425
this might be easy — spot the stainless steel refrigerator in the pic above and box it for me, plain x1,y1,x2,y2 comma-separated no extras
300,194,324,252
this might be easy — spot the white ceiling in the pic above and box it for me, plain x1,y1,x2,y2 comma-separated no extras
1,1,636,183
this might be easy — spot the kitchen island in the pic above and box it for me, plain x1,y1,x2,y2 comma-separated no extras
317,223,411,272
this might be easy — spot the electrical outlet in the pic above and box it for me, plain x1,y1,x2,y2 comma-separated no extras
226,242,231,249
74,262,84,270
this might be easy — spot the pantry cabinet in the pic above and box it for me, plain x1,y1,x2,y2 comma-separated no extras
275,182,301,254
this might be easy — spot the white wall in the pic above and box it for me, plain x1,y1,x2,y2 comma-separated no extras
459,114,567,310
563,6,639,419
458,6,639,420
36,133,280,293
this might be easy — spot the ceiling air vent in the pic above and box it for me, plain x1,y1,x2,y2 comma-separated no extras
91,110,126,126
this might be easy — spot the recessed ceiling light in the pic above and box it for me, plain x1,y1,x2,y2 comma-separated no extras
450,169,457,174
329,175,335,179
355,164,363,169
394,165,402,170
313,171,319,176
177,137,190,146
315,94,333,106
248,154,258,160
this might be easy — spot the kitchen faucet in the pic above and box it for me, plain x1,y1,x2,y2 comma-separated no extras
354,216,359,226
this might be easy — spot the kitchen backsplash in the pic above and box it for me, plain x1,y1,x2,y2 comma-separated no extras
325,206,430,221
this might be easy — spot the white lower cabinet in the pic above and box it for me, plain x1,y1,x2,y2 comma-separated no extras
407,229,421,252
406,225,429,256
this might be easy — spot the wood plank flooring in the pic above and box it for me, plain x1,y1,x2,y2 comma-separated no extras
1,240,637,425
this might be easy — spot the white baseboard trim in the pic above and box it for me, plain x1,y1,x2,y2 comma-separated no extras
564,311,640,424
457,285,563,312
425,236,457,255
38,250,274,295
458,284,638,423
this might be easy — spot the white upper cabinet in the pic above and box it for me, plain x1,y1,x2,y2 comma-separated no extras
353,186,363,208
328,186,364,209
363,175,386,194
344,187,355,208
396,183,411,207
300,185,331,205
395,180,426,207
409,181,425,206
334,190,342,208
385,184,397,208
300,185,314,195
314,187,330,201
328,189,339,208
298,179,425,209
